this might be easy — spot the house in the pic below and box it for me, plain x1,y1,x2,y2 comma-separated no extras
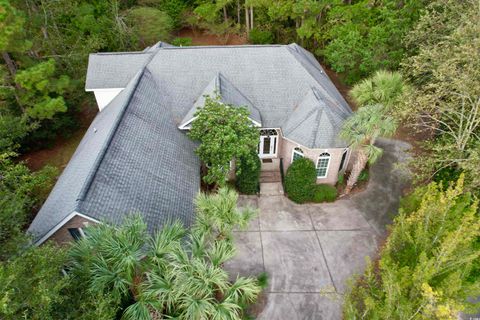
28,42,352,245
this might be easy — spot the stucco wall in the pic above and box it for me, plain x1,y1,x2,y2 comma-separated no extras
93,89,123,111
279,136,349,185
48,215,98,245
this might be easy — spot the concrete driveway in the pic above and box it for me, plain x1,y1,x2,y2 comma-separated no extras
225,139,411,319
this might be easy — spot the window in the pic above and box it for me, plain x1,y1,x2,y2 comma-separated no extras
292,147,304,162
339,149,348,172
316,152,330,178
68,227,85,241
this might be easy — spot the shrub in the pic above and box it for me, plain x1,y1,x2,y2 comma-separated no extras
312,184,337,203
235,152,261,195
171,37,192,47
357,169,369,182
284,158,316,203
249,28,274,44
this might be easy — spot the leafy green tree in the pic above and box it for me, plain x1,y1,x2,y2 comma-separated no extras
188,95,260,186
340,104,397,194
343,177,480,319
323,0,428,84
69,188,261,319
401,0,480,191
127,7,174,46
14,59,70,120
0,152,57,260
0,245,68,319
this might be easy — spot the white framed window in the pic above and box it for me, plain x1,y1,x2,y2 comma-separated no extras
291,147,304,162
339,148,348,172
316,152,331,178
68,227,85,241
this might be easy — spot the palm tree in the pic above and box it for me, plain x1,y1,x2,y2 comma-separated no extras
194,187,255,238
350,70,406,110
340,104,397,194
69,188,261,320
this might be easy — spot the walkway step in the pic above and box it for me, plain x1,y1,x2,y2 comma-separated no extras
260,182,284,196
260,171,282,183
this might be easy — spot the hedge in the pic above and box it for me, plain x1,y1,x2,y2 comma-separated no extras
284,158,317,203
235,152,261,195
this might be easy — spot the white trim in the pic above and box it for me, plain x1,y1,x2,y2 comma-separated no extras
258,128,279,159
339,148,349,172
34,212,100,246
291,147,304,162
85,87,124,92
316,152,331,179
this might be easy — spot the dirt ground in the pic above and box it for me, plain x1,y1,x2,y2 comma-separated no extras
20,103,98,171
176,28,247,45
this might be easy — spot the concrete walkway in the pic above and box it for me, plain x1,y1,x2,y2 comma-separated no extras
225,139,411,319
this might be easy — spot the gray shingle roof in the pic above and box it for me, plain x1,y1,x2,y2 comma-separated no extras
283,87,350,148
29,69,200,243
31,42,352,244
28,71,143,241
180,72,262,127
85,52,154,90
78,69,199,234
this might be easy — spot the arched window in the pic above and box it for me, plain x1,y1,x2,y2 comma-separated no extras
316,152,330,178
291,147,304,162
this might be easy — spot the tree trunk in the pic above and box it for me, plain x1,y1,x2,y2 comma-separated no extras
344,149,368,194
250,6,254,30
223,6,228,22
245,6,250,34
237,0,241,24
2,52,17,78
1,52,24,110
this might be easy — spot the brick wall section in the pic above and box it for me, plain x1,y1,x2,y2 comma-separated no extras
279,136,348,185
48,215,98,246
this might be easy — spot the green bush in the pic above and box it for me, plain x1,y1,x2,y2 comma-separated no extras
249,28,274,44
235,152,261,195
312,184,337,203
358,169,369,182
284,158,316,203
171,37,192,47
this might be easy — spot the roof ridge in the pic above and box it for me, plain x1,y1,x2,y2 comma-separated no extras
76,50,158,206
161,44,285,50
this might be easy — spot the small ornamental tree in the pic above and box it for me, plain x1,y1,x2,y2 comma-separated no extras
188,95,260,186
343,176,480,319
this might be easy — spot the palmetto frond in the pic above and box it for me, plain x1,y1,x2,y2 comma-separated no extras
340,104,397,163
179,294,216,320
225,277,261,305
211,298,243,320
122,300,152,320
351,70,405,108
150,221,185,265
207,239,236,267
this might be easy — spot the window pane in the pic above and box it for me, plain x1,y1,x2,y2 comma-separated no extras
316,153,330,178
263,137,271,154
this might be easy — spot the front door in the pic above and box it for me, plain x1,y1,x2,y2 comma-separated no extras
258,129,278,158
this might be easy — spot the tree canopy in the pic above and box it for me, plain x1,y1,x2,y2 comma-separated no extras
188,95,260,186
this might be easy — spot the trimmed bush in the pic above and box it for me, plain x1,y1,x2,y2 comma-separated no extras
284,158,316,203
312,184,337,203
249,28,274,44
235,152,261,195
